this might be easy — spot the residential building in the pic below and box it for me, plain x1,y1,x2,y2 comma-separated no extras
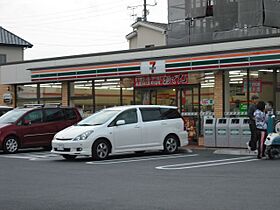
126,20,167,49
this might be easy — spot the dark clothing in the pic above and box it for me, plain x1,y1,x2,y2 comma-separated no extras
256,129,267,158
248,104,257,150
249,123,258,151
248,104,257,122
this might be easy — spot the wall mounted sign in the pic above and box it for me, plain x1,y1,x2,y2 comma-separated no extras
140,60,166,74
134,73,188,87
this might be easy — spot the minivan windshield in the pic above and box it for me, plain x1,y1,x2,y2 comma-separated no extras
77,109,120,126
0,109,27,124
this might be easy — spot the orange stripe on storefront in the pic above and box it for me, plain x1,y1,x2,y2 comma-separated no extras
31,62,141,74
167,49,280,63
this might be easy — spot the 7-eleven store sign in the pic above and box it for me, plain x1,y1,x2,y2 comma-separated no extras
140,60,166,74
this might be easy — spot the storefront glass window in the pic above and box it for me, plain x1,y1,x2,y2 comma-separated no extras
16,84,39,106
200,72,214,112
248,69,275,121
17,84,38,99
95,78,121,112
120,78,134,106
225,69,275,116
250,69,274,105
70,80,92,97
70,81,93,116
225,70,248,114
40,83,62,99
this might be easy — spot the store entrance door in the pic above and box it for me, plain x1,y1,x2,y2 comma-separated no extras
134,88,177,106
177,85,201,143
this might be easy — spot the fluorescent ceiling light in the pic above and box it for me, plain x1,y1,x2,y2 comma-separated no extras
204,76,215,79
230,78,243,81
229,75,244,78
258,69,273,72
229,70,241,74
204,72,214,75
250,73,259,76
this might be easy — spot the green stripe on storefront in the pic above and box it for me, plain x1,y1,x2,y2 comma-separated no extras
118,66,140,72
31,73,58,78
220,57,248,64
97,68,118,73
31,75,41,78
58,72,76,76
192,59,219,66
77,70,97,75
250,54,280,61
166,62,191,68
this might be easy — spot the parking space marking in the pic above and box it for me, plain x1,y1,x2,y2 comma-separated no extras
156,157,258,170
0,152,60,161
86,154,198,165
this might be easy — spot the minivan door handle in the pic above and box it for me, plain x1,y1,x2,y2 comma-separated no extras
134,125,140,128
161,122,168,126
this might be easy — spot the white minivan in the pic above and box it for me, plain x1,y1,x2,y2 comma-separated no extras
51,105,188,160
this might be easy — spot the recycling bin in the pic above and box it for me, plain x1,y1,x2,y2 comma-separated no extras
216,118,229,147
228,118,241,148
240,118,251,148
203,117,216,147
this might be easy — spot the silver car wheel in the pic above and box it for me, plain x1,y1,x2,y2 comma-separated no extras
164,136,178,153
5,138,18,153
96,142,109,159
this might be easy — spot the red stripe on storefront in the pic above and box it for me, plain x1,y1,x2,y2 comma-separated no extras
191,65,220,70
220,63,250,68
166,67,192,72
249,60,280,66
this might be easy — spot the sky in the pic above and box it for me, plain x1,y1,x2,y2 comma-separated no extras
0,0,168,60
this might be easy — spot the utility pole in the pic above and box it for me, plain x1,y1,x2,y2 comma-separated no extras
128,0,157,22
143,0,147,21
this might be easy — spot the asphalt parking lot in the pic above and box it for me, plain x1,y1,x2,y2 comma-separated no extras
0,148,279,210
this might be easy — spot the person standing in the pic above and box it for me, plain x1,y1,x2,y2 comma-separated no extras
247,95,259,152
254,101,268,159
266,101,275,134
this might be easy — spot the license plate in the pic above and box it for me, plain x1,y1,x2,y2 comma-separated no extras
57,144,64,151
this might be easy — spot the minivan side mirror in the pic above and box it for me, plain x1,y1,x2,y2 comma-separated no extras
116,120,125,126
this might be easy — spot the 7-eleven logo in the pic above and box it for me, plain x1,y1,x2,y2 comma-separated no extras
141,60,166,74
149,61,156,73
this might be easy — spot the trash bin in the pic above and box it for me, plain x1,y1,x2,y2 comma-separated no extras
216,118,229,147
240,118,251,149
203,117,216,147
228,118,241,148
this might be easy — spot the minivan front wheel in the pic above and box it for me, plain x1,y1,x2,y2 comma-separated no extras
163,135,179,154
92,140,110,160
3,136,19,154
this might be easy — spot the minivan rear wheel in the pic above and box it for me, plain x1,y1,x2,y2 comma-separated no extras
92,140,110,160
3,136,19,154
163,135,179,154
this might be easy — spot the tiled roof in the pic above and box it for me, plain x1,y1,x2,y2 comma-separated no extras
0,27,33,48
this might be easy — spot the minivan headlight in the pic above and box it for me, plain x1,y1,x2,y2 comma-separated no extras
73,130,94,141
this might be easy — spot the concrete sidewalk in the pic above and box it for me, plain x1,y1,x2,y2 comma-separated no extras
184,145,257,156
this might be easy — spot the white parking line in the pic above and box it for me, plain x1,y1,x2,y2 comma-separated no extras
0,152,59,161
156,157,258,170
86,154,198,165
